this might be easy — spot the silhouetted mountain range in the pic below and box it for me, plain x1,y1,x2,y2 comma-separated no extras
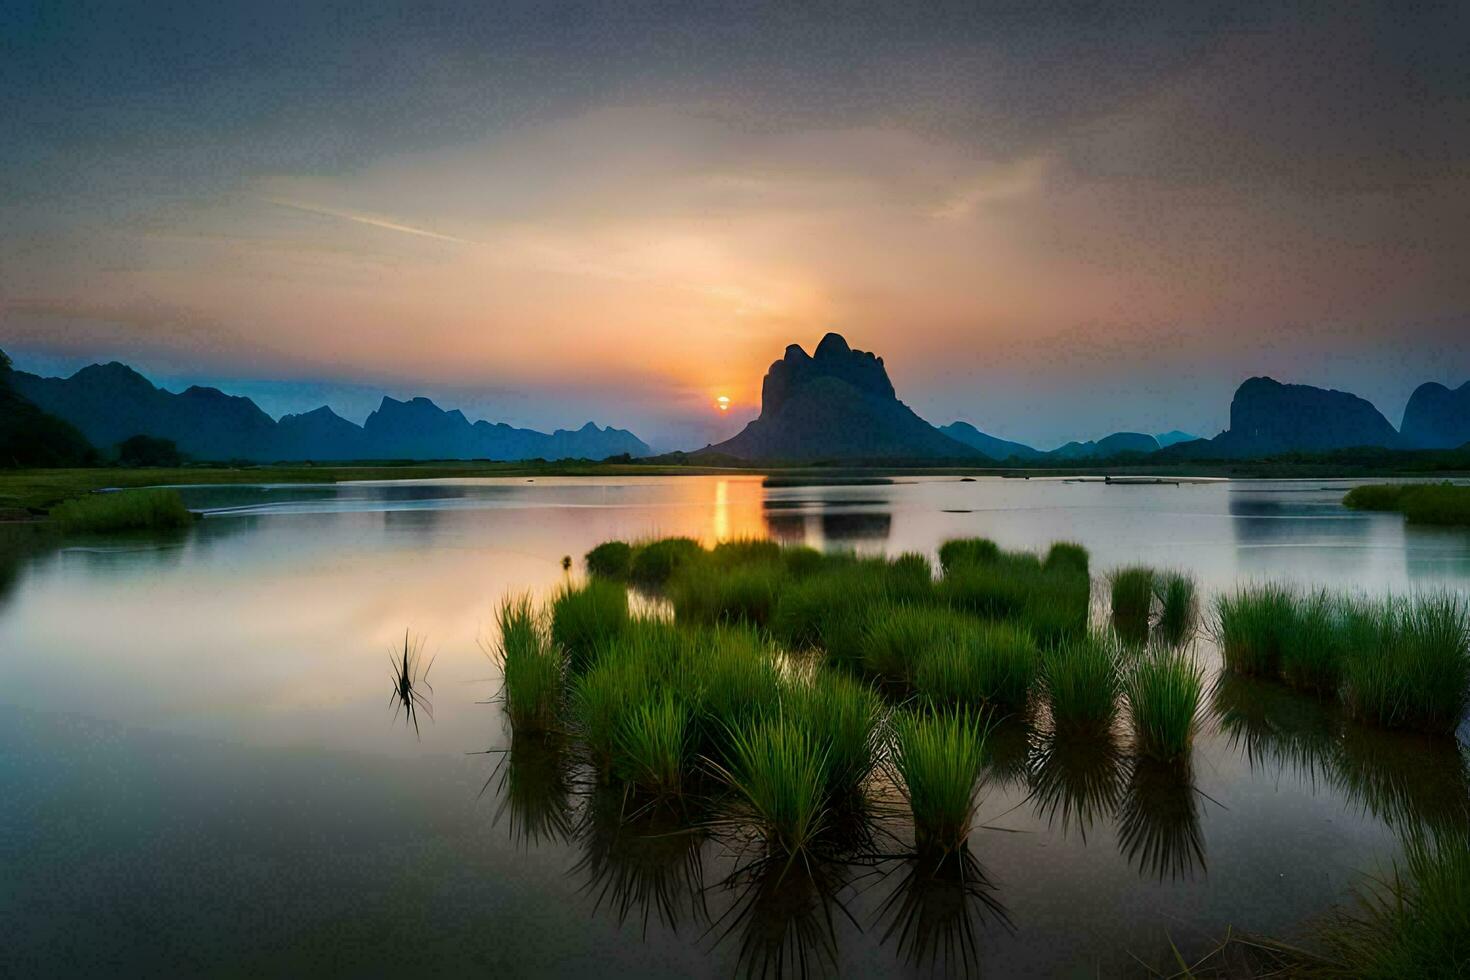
1401,381,1470,449
0,348,95,467
10,362,652,462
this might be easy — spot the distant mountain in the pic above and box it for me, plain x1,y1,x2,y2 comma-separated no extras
702,333,980,461
1154,430,1198,448
1401,381,1470,449
1048,432,1160,459
12,362,652,462
0,348,95,468
938,422,1041,461
1165,377,1400,458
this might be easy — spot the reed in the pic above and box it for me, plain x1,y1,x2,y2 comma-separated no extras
52,488,192,533
710,713,830,857
1214,583,1298,675
585,540,633,578
1124,648,1202,761
1109,566,1155,645
492,595,563,732
1342,594,1470,734
912,621,1038,708
551,578,629,672
891,708,990,854
1041,631,1122,733
1153,571,1198,648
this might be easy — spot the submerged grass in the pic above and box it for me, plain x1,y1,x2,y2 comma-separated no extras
1342,594,1470,734
1109,566,1155,645
1041,631,1122,733
551,578,630,672
891,708,990,855
1214,583,1297,675
52,488,192,533
1124,648,1202,761
492,595,563,733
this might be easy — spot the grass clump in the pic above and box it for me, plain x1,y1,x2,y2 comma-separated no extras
938,538,999,573
585,540,633,578
912,621,1038,709
669,560,786,628
551,579,629,672
52,488,192,533
614,692,689,797
1342,594,1470,734
861,603,958,682
1124,648,1203,761
492,595,563,733
1109,566,1156,645
782,671,883,799
1153,571,1198,647
1214,584,1297,675
1280,589,1348,693
771,562,927,667
1041,631,1122,733
891,708,990,855
711,714,829,857
679,629,781,762
1315,831,1470,979
629,536,704,588
1043,541,1090,577
1344,482,1470,527
710,537,783,569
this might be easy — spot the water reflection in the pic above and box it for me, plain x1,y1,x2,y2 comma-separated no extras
1027,732,1128,842
488,733,577,848
872,848,1009,977
709,856,852,979
1116,758,1207,881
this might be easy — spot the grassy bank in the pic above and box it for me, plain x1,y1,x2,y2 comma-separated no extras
51,488,193,533
1344,482,1470,526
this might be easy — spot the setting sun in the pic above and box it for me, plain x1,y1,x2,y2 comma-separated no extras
716,395,731,412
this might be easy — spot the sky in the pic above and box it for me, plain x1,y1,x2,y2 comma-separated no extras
2,1,1467,451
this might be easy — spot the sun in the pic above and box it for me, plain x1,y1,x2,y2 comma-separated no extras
716,395,731,412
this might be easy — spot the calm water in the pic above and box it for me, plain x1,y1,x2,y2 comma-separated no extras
2,475,1468,976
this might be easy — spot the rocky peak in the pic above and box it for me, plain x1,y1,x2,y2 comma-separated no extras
760,332,896,418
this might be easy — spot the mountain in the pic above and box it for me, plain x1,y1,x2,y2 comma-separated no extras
0,348,95,468
703,333,980,461
1154,430,1199,448
939,422,1041,461
12,362,652,462
1166,377,1401,457
1401,381,1470,449
1048,432,1161,459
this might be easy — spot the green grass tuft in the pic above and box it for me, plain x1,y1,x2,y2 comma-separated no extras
629,536,704,588
1342,594,1470,734
1214,583,1298,675
614,691,689,796
1109,566,1156,645
1124,648,1203,761
912,621,1038,708
585,540,633,578
571,642,654,772
711,713,829,857
782,671,883,799
938,537,1000,573
669,560,786,628
1280,589,1348,693
1153,571,1198,648
492,594,563,733
1344,482,1470,527
1041,631,1122,733
1043,541,1090,577
52,488,192,533
551,579,630,672
891,708,990,854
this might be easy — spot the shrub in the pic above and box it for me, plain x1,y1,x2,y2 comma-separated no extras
1041,631,1122,733
1109,566,1155,645
891,708,990,854
551,579,629,672
1342,594,1470,734
52,489,192,533
711,714,829,857
1124,648,1203,761
938,538,1000,573
1043,541,1090,578
629,536,704,588
912,621,1038,708
493,595,563,732
585,540,634,578
1214,584,1298,675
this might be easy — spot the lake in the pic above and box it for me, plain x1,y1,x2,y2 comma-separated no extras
2,475,1468,976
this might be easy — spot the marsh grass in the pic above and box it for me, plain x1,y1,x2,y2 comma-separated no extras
615,692,689,797
710,537,783,569
1281,589,1348,693
1043,541,1090,577
941,554,1089,647
680,630,782,763
629,536,704,588
572,642,654,772
912,621,1038,708
1214,583,1297,675
585,540,634,578
774,563,929,667
1342,594,1470,734
938,537,999,573
1344,482,1470,527
1124,648,1202,761
670,560,786,628
861,603,957,682
782,671,883,799
710,713,830,858
891,708,990,855
1041,631,1122,733
551,578,630,671
1109,566,1156,646
491,595,563,733
1154,571,1198,648
388,629,434,737
52,488,192,533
